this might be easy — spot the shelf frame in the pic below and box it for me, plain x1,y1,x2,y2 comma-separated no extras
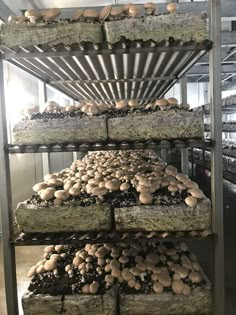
0,3,224,315
209,0,224,314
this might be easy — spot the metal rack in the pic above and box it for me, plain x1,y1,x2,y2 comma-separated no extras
0,1,224,315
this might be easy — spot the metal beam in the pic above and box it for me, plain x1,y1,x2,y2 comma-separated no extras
0,58,19,314
188,64,236,75
209,1,224,315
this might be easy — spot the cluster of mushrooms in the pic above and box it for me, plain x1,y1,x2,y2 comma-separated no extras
23,97,190,119
27,241,205,296
32,150,205,208
8,3,177,24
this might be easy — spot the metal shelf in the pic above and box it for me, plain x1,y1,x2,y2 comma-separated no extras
205,122,236,132
0,39,212,104
13,230,213,246
7,139,213,154
203,103,236,115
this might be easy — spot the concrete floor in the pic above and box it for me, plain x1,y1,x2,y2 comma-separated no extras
0,176,235,314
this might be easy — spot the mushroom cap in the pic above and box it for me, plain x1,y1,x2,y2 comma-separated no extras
167,3,177,13
36,265,45,274
146,253,159,264
121,269,133,281
139,192,153,205
105,179,121,191
188,188,204,199
90,281,99,294
185,196,198,207
25,9,41,17
168,185,178,193
44,259,57,271
69,187,81,196
172,280,184,294
144,2,156,10
153,282,164,293
33,182,48,192
92,186,108,196
135,282,141,290
167,97,179,106
105,274,114,284
119,256,129,264
89,104,99,115
120,182,130,191
39,188,55,201
116,100,128,109
158,270,171,287
183,283,191,295
128,99,139,107
177,183,187,191
82,284,90,294
110,6,123,17
72,10,84,21
155,99,168,106
54,190,70,201
83,9,99,18
41,8,61,20
129,5,141,17
99,5,112,20
27,266,37,278
189,271,202,283
122,3,133,12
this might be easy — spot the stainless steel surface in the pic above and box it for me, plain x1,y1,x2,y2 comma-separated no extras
209,0,224,314
0,59,19,314
0,41,211,104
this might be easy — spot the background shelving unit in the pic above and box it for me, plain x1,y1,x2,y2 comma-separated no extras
0,1,224,315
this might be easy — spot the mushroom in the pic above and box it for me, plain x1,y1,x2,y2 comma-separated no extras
110,6,123,18
188,188,205,199
72,10,84,21
33,182,48,192
41,8,61,21
139,192,153,205
172,280,184,295
39,188,55,201
27,266,37,278
90,281,99,294
158,271,171,287
129,5,141,17
99,5,112,21
25,9,41,23
189,271,202,283
82,284,90,294
36,265,45,274
44,259,57,271
128,279,136,288
119,256,129,264
153,282,164,294
91,187,107,196
135,282,141,290
155,99,168,110
185,196,197,208
54,190,70,201
116,100,128,110
167,3,177,13
174,265,189,279
183,284,191,295
105,179,121,191
121,269,133,281
105,275,114,285
120,182,130,191
144,2,156,15
167,97,179,106
146,253,159,264
83,9,99,19
89,104,99,115
69,187,81,196
168,185,178,195
122,3,133,12
128,99,139,108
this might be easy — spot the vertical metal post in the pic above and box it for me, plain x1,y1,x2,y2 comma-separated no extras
161,149,167,162
180,76,189,175
0,58,19,314
39,82,50,175
209,0,224,314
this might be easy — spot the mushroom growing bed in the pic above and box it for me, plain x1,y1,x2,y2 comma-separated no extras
15,150,211,233
12,99,204,145
22,241,212,315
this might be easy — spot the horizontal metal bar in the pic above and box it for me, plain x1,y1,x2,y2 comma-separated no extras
3,45,208,59
7,139,213,154
12,230,214,247
50,76,176,84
